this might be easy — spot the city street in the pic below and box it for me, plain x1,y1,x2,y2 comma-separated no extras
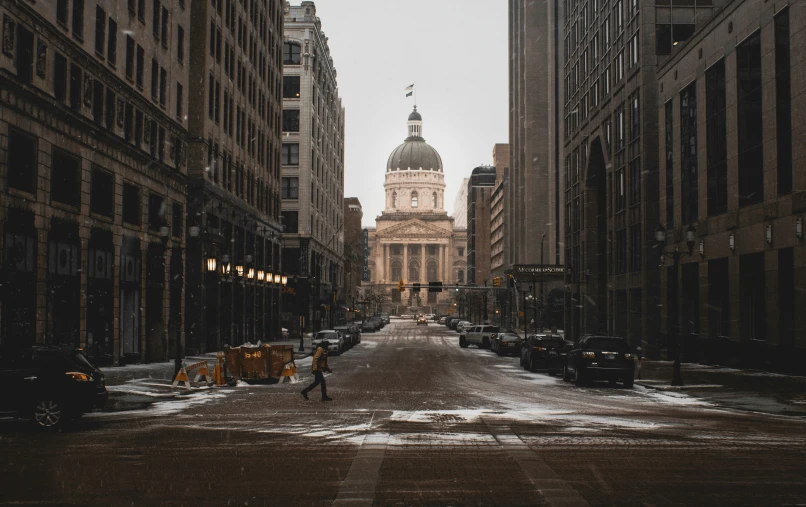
2,320,806,506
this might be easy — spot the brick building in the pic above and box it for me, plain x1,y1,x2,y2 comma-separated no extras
280,2,346,332
183,0,285,353
467,166,496,286
1,0,189,365
656,0,806,371
490,144,509,278
342,197,362,316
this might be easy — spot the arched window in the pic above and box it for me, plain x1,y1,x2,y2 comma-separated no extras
392,191,398,208
426,261,438,282
432,192,437,208
408,261,420,282
391,260,402,281
283,42,301,65
411,191,418,208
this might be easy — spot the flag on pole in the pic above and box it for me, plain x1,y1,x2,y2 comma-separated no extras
405,84,414,97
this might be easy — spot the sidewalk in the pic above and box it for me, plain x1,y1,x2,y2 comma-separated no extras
636,360,806,417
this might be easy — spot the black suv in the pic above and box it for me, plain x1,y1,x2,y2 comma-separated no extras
0,346,108,429
563,336,635,387
520,334,565,375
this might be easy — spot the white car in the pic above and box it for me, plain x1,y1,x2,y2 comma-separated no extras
312,330,344,355
464,325,500,349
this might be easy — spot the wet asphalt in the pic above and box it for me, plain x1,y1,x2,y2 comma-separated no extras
1,320,806,506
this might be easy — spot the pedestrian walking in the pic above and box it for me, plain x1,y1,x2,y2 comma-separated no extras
301,340,333,401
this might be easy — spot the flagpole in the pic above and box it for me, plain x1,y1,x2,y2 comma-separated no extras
414,81,417,108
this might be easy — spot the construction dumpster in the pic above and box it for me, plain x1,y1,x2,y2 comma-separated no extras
223,344,297,384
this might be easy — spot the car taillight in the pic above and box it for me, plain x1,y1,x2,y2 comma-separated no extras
624,353,633,360
491,334,497,339
582,351,595,359
66,372,91,382
536,347,544,351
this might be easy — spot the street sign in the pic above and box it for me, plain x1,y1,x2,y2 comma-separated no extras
428,281,443,293
518,311,524,317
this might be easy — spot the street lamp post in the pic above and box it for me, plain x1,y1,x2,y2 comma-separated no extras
655,224,696,387
540,234,546,330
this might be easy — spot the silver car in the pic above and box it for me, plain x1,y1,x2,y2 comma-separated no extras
312,330,344,355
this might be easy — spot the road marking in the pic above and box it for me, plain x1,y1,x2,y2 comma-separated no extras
332,411,391,506
483,419,590,507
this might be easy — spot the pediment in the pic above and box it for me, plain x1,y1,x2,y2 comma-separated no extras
378,219,451,238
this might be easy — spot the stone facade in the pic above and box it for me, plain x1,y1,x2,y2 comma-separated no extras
281,2,345,332
184,0,285,353
452,177,468,228
1,0,188,365
656,0,806,372
508,0,565,270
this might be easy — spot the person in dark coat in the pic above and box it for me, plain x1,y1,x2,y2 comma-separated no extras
301,340,333,401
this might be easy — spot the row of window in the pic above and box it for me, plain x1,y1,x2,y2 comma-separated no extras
6,128,182,236
206,141,279,220
664,10,791,227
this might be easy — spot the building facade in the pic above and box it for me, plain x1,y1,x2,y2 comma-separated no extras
508,0,565,271
452,178,469,229
490,143,510,278
561,0,719,347
467,166,496,286
364,107,467,315
342,197,363,318
657,0,805,371
184,0,285,354
280,2,345,332
1,0,189,365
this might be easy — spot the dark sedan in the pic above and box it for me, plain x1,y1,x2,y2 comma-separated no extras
0,346,108,429
563,335,635,387
520,334,565,375
492,333,522,356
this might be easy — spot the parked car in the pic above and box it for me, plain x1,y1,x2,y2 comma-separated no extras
492,332,522,356
447,317,462,330
438,316,447,325
361,320,376,333
0,346,108,430
456,321,475,334
312,330,344,355
417,316,428,326
520,334,565,374
333,325,355,349
379,313,390,325
464,325,500,349
564,335,635,387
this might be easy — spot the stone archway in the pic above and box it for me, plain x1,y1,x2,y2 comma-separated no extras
583,138,608,335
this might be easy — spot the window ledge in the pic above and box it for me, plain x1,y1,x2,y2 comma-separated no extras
89,211,114,223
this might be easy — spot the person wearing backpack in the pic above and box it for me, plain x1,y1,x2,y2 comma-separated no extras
301,340,333,401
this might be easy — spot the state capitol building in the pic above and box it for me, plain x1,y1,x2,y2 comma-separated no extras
364,108,467,314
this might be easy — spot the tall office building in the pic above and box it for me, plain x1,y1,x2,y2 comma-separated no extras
508,0,564,271
280,2,346,332
452,178,469,229
184,0,285,353
342,197,363,316
562,0,720,346
490,144,510,278
467,166,496,286
657,0,805,371
1,0,189,365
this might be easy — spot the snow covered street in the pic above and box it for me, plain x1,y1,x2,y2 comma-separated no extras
2,320,806,505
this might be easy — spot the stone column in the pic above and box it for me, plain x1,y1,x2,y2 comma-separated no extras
420,243,426,283
403,244,408,283
381,244,387,282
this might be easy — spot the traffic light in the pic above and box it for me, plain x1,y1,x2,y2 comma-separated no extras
493,276,501,287
398,279,405,292
428,281,443,293
412,283,421,292
507,274,515,288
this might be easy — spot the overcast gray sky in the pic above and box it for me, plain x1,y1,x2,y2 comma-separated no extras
312,0,509,227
